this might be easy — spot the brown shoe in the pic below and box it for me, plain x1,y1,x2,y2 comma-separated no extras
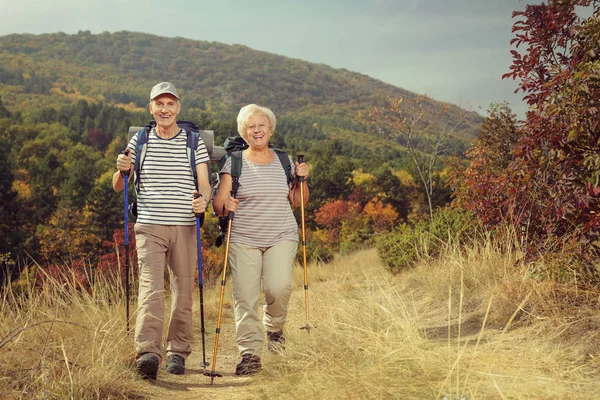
136,353,159,380
165,354,185,375
235,354,261,376
267,330,285,353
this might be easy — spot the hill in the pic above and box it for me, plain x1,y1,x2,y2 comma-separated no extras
0,31,485,273
0,30,482,141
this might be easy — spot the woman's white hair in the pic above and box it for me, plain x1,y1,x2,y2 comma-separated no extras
237,104,277,138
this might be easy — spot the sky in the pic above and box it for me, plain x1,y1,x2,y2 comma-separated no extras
2,0,534,119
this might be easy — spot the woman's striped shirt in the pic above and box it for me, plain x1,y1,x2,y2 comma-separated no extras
220,151,299,247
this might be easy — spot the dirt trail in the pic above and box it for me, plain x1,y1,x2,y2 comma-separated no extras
142,322,258,400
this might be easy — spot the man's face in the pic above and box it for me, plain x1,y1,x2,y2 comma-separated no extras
149,94,181,129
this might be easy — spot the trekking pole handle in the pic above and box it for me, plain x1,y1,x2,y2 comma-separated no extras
121,149,130,178
193,193,205,226
297,154,305,183
227,190,236,219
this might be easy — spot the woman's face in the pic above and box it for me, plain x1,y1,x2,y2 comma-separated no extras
244,113,272,149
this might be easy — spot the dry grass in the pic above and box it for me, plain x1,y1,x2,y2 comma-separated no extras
2,239,600,399
254,243,600,399
0,266,145,399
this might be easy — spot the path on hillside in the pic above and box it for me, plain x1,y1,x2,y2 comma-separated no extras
141,320,259,400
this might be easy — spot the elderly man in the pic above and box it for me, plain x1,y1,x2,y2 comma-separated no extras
113,82,212,380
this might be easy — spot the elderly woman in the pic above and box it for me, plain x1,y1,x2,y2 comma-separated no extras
212,104,310,375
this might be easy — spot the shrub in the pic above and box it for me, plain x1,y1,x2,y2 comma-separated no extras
297,228,335,265
376,207,479,273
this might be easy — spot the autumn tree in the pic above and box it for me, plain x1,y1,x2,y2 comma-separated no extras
481,0,600,266
363,197,398,232
370,95,469,220
448,102,521,225
37,205,101,263
372,168,411,221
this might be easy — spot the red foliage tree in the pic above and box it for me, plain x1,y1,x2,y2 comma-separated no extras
474,0,600,263
448,103,521,226
315,199,362,244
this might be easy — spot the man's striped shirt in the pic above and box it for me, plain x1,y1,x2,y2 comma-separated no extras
128,128,209,225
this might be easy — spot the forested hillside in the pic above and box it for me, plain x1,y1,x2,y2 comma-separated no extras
0,31,482,286
0,31,482,137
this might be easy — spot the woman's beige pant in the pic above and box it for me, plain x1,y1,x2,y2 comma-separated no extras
229,240,297,356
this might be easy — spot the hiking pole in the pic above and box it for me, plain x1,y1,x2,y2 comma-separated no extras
204,191,236,384
193,193,209,372
122,149,131,334
297,155,314,333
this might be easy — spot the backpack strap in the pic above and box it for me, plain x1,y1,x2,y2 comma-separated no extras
186,130,200,192
133,126,150,196
274,149,294,187
230,150,242,197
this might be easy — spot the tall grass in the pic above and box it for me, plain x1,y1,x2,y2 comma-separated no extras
2,236,599,399
254,241,600,399
0,262,145,399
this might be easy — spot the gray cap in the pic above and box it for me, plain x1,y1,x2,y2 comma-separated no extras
150,82,180,100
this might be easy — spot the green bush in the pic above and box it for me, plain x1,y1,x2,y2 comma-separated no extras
376,223,425,274
339,216,372,256
376,207,479,273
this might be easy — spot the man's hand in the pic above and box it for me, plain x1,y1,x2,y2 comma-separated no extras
117,149,132,175
192,191,207,215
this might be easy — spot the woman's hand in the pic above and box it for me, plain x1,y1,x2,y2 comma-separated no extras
295,161,310,180
224,195,239,214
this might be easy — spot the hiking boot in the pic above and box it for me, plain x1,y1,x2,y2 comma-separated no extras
235,353,261,376
136,353,159,380
165,354,185,375
267,330,285,353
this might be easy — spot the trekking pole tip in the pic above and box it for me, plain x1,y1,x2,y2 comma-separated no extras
204,370,222,384
300,324,315,333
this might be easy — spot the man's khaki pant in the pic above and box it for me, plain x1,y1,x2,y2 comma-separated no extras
133,223,196,362
229,240,297,356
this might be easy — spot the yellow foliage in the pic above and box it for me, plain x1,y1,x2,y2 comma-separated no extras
12,179,31,201
363,197,398,231
439,166,449,179
393,169,416,186
351,169,376,187
49,87,97,104
114,102,145,113
312,228,330,243
37,205,101,262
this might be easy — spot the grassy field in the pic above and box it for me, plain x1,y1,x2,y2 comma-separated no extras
1,241,599,399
